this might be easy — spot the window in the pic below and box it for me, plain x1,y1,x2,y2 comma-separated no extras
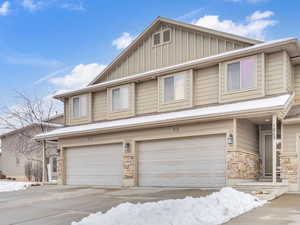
112,85,129,111
164,73,185,103
163,29,171,42
153,33,160,45
72,95,87,117
227,57,256,92
52,157,57,173
153,28,171,46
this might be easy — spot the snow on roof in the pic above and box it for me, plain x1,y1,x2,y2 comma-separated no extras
36,94,291,140
54,37,298,99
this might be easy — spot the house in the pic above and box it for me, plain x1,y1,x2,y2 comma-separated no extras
0,114,64,181
36,17,300,191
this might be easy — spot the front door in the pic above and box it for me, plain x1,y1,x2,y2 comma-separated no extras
264,134,273,176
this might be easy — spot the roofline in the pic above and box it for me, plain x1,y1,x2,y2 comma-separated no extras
0,122,63,138
36,94,292,140
283,117,300,124
88,16,263,86
54,37,299,99
44,113,64,122
35,105,286,141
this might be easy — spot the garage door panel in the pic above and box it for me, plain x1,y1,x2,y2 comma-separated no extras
138,135,226,187
139,174,225,187
66,144,123,186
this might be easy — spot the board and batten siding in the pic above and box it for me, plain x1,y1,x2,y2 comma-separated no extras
194,66,219,106
98,22,250,83
219,54,264,103
92,91,107,122
136,79,157,115
236,119,259,153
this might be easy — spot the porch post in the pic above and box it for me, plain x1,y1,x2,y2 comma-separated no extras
42,140,46,183
272,114,277,184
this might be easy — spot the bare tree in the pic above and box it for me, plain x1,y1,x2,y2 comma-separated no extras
0,91,62,181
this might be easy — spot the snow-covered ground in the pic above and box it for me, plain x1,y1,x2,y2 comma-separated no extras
71,187,266,225
0,181,32,192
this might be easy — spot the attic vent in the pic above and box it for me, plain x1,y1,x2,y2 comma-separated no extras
153,28,171,47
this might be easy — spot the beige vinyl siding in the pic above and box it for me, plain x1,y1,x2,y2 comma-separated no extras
136,79,157,115
194,66,219,106
99,23,250,83
265,51,286,95
64,98,70,125
158,69,193,112
295,65,300,104
219,54,264,103
60,119,233,148
69,94,91,125
284,51,293,92
282,124,300,153
107,83,135,120
92,91,107,121
236,119,259,153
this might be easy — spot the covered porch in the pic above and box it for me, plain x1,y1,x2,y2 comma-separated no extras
231,114,290,198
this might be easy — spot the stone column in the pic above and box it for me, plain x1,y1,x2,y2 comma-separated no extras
123,141,136,187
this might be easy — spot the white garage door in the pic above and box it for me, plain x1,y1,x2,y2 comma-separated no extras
65,144,123,186
138,135,226,187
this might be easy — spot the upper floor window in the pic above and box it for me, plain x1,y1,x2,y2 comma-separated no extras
163,73,185,103
227,57,256,92
72,95,87,118
112,85,129,111
153,28,171,47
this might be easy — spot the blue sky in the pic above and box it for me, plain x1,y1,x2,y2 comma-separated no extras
0,0,299,106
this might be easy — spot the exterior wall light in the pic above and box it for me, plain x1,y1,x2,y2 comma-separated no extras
124,142,130,153
227,134,234,145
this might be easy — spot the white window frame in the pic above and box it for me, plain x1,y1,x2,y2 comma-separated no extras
225,56,258,94
111,85,130,112
162,72,186,104
152,28,172,47
71,94,88,118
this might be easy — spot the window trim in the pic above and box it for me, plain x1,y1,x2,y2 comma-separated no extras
152,28,172,47
162,72,186,104
224,55,258,94
110,84,130,113
71,94,88,118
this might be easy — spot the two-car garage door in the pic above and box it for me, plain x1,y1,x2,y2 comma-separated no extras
64,134,226,187
138,135,226,187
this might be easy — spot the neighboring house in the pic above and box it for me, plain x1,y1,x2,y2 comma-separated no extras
37,17,300,191
0,114,64,181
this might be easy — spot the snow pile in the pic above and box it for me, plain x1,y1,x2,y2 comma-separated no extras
0,181,32,192
71,187,266,225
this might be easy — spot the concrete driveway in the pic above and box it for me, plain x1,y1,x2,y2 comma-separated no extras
0,185,215,225
226,193,300,225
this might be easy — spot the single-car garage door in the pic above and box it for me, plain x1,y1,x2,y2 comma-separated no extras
65,143,123,186
138,135,226,187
